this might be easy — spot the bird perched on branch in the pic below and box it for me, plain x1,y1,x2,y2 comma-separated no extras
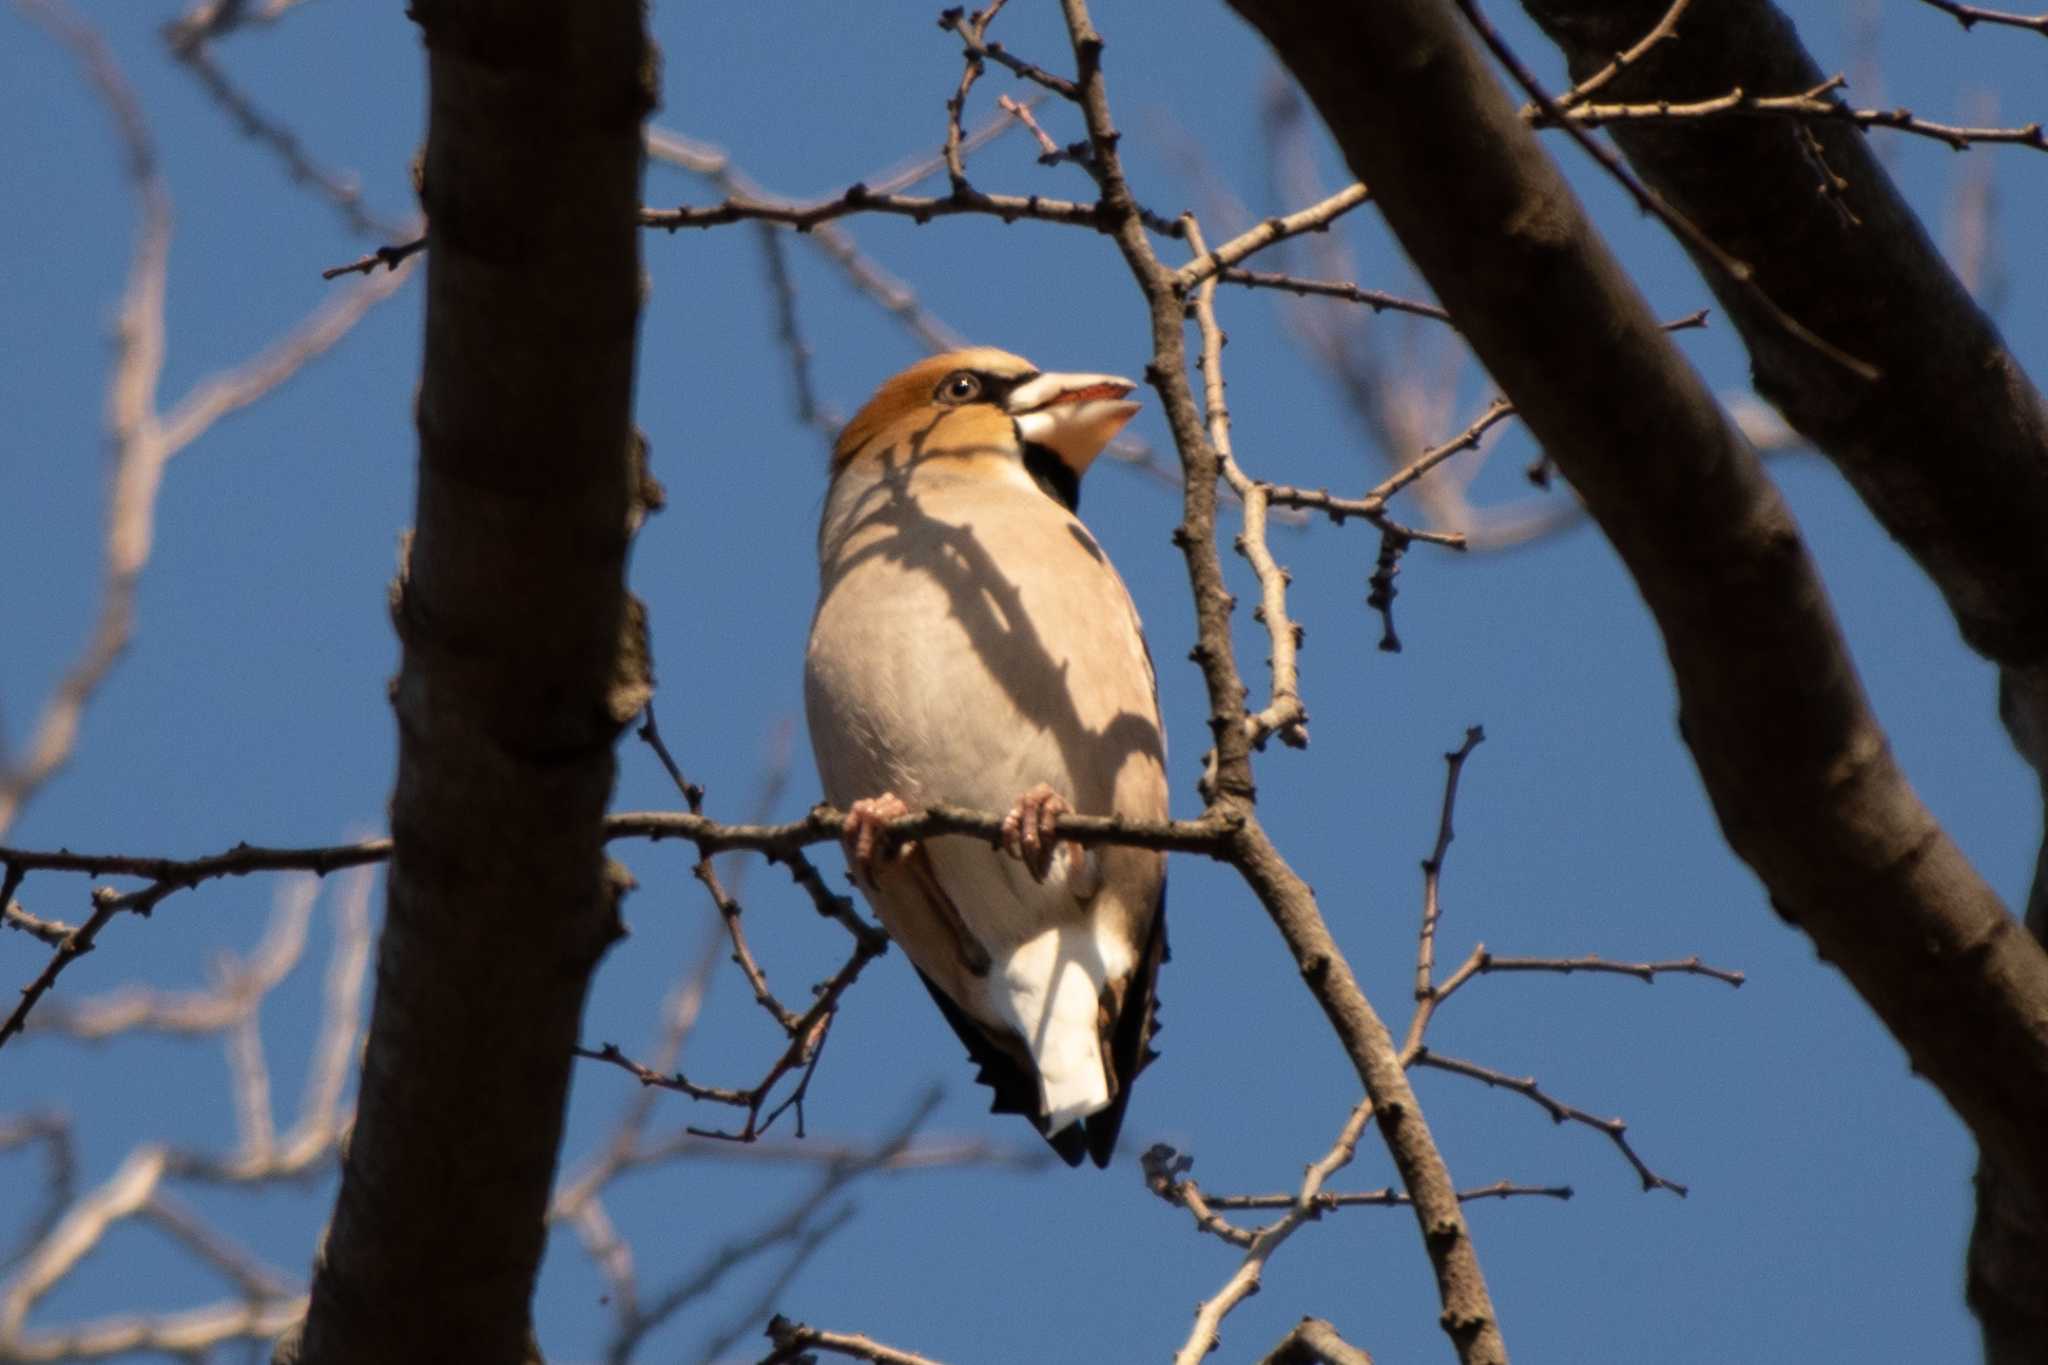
805,347,1168,1168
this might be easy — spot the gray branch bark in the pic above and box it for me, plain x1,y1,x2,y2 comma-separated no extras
1226,0,2048,1292
285,4,655,1362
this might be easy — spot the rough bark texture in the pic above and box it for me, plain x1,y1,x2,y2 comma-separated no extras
1226,0,2048,1235
286,5,653,1362
1516,5,2048,1356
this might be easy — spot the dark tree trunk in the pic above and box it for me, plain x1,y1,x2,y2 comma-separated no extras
286,5,655,1361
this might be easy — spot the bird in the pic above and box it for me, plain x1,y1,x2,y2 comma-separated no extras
804,347,1169,1168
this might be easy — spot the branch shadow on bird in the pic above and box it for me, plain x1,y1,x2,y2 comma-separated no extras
815,414,1164,816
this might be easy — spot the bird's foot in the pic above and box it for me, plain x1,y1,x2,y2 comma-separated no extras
1001,783,1092,891
842,793,915,889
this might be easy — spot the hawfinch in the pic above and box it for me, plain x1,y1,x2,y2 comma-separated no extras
805,348,1168,1168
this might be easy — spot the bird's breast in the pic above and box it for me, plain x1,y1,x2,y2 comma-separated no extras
805,460,1164,821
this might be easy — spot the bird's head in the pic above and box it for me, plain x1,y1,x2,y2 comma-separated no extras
832,348,1140,507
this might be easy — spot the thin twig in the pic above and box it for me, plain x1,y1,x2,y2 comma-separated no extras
1171,183,1372,292
1412,1048,1689,1196
1165,1100,1379,1365
759,1316,952,1365
940,3,1010,189
1183,217,1310,751
1220,267,1451,322
639,708,803,1031
1477,952,1745,988
643,181,1185,238
320,237,426,280
2,902,71,949
1908,0,2048,36
1256,1317,1378,1365
1552,76,2048,154
1553,0,1694,109
1261,397,1514,536
1209,1177,1573,1212
938,3,1079,101
576,924,884,1143
1415,726,1486,999
998,93,1065,161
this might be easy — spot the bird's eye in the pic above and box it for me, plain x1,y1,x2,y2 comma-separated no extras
935,371,984,405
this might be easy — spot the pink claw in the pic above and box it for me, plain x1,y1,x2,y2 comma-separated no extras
842,793,914,888
1000,783,1085,884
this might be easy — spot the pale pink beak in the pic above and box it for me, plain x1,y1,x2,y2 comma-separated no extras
1008,371,1141,474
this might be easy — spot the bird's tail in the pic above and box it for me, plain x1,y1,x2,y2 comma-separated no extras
992,921,1130,1133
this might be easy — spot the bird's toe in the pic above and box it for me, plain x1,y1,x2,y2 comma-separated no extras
842,793,914,887
1003,783,1071,882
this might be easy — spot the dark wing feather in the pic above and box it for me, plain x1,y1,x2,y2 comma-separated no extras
910,965,1089,1167
1080,880,1169,1169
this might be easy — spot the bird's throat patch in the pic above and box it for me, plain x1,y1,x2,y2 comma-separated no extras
1022,441,1081,512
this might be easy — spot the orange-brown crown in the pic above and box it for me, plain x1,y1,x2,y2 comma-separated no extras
831,348,1040,470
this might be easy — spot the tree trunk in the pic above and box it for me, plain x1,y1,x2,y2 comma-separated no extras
287,5,655,1361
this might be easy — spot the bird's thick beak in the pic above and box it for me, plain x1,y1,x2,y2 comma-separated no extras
1008,371,1141,476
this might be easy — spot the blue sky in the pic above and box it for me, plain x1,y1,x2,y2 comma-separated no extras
3,2,2043,1361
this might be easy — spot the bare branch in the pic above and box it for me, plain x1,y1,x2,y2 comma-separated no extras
1,902,71,949
1476,952,1745,988
759,1316,952,1365
939,3,1079,102
1413,1049,1688,1196
319,237,426,279
1416,726,1486,998
1,1145,167,1347
1259,395,1514,537
1907,0,2048,36
1257,1317,1378,1365
940,4,1012,189
643,181,1184,237
997,92,1065,161
1551,77,2048,154
576,920,882,1142
1172,183,1372,291
1165,1100,1378,1365
1220,266,1451,322
1553,0,1694,108
1209,1178,1573,1213
1183,217,1310,752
